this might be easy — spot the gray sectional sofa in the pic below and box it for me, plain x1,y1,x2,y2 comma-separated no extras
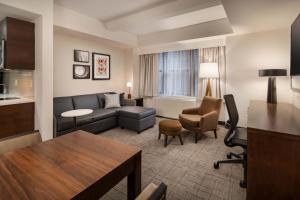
53,92,156,137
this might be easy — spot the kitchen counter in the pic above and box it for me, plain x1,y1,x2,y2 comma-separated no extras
0,96,34,106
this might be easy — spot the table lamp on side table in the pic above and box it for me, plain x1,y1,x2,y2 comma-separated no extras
199,63,219,96
258,69,287,104
126,81,132,99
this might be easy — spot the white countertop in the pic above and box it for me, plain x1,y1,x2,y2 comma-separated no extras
0,95,35,106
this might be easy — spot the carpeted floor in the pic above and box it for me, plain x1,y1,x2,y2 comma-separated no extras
100,118,246,200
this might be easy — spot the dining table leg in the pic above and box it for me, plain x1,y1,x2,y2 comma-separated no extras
127,152,141,200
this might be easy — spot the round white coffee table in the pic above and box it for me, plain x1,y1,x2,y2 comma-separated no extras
61,109,93,125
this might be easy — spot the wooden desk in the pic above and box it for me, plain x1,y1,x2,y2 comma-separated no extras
247,101,300,200
0,130,142,200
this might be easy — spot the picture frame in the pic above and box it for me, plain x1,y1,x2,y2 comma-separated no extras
92,52,111,80
73,64,90,79
74,49,89,63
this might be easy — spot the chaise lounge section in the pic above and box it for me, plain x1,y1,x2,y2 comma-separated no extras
53,92,156,137
119,106,156,133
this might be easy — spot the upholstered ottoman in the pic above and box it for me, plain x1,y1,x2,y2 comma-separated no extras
118,106,156,133
159,120,183,147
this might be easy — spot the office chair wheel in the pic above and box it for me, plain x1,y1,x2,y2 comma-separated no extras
240,180,247,188
226,153,232,159
213,162,219,169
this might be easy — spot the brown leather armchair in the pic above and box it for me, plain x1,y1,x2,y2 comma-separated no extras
179,96,222,143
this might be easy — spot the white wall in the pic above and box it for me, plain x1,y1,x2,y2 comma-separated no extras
226,29,292,126
53,31,128,97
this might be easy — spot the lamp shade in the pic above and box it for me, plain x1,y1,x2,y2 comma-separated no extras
126,81,132,87
258,69,287,77
199,63,219,78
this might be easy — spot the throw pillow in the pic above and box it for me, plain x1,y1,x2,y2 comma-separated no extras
104,94,121,108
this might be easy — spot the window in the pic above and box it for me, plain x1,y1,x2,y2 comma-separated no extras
157,49,199,97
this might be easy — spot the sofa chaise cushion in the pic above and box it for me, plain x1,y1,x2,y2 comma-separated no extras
118,106,156,119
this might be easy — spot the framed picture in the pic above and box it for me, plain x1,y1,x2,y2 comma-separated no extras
73,64,90,79
74,49,89,63
92,53,110,80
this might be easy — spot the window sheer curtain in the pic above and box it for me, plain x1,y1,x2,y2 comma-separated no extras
139,54,158,97
199,46,226,99
158,49,199,96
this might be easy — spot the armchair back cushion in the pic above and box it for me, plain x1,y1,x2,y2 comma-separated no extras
198,96,222,115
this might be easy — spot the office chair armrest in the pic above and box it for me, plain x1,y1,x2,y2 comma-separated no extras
182,107,199,114
200,111,218,131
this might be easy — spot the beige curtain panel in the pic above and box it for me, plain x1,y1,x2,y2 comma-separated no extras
139,54,158,97
199,46,226,99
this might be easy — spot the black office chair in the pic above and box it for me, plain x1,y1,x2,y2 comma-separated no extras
213,94,247,188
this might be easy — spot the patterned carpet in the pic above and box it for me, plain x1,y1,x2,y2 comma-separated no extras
100,118,246,200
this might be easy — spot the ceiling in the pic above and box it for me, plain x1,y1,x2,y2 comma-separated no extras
54,0,171,21
54,0,300,46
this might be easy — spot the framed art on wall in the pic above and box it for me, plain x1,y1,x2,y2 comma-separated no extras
74,49,89,63
73,64,90,79
92,53,110,80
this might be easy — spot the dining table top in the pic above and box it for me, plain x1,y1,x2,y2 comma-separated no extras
0,130,142,200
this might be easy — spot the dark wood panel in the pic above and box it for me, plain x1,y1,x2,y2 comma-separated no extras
6,40,35,69
248,101,300,136
247,101,300,200
0,17,35,70
0,131,142,200
0,102,34,139
6,17,34,42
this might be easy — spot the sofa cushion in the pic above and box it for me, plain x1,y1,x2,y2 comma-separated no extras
118,106,156,119
53,97,74,116
92,109,118,121
73,94,100,110
56,116,75,132
76,113,94,126
96,93,106,108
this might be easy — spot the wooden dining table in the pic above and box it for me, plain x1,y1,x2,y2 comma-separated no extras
0,130,142,200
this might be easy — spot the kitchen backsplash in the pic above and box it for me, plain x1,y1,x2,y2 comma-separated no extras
1,70,34,98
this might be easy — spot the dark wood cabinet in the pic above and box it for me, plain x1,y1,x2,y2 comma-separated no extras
0,102,34,139
247,101,300,200
0,17,35,70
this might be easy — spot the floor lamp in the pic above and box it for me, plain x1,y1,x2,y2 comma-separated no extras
199,63,219,96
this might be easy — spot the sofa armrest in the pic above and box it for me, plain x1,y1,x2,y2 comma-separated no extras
124,99,136,106
182,107,199,114
200,111,218,131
